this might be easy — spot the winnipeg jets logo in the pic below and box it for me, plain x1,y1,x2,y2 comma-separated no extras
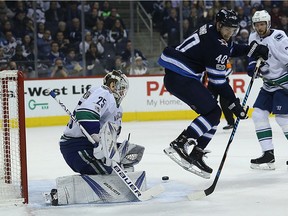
218,39,228,47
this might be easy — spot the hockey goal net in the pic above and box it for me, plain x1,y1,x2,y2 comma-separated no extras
0,70,28,204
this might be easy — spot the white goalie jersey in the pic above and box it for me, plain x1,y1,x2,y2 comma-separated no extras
248,29,288,92
63,85,123,139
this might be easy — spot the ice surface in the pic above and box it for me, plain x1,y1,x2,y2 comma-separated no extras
1,118,288,216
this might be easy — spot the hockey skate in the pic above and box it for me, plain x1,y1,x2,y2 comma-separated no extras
43,189,58,206
165,130,193,158
182,146,213,179
250,150,275,170
164,131,212,179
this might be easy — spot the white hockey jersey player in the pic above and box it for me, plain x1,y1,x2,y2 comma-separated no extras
248,29,288,92
247,10,288,170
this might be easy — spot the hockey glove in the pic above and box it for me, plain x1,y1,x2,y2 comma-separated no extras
247,58,265,77
228,98,249,119
248,41,269,60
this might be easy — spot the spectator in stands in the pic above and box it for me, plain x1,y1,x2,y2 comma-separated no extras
199,8,215,25
0,47,9,70
37,22,47,39
10,45,29,74
149,1,165,30
129,56,148,75
64,49,83,77
281,1,288,16
57,21,70,39
26,1,45,24
188,7,202,33
45,1,65,35
161,7,180,46
69,18,82,52
85,7,100,30
279,15,288,35
21,34,33,58
37,29,52,60
100,1,111,19
12,1,27,14
234,28,249,72
162,0,173,20
0,20,13,40
50,58,68,78
90,2,102,16
182,0,191,19
7,60,17,70
12,10,27,40
92,19,109,44
236,6,252,32
104,7,125,30
79,31,104,55
0,0,14,20
121,40,147,70
108,18,128,46
54,31,70,55
77,1,91,13
270,3,282,28
0,30,17,59
66,1,81,24
48,41,65,64
85,42,105,76
183,18,193,39
23,18,34,39
113,55,125,72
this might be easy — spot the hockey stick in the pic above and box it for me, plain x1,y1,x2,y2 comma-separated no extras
258,74,288,94
49,90,164,201
188,58,263,200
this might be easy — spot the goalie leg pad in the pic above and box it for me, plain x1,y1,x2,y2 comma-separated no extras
56,171,147,205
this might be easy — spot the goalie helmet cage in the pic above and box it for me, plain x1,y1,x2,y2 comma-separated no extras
0,70,28,204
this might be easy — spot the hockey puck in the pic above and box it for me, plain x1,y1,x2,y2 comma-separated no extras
286,161,288,165
162,176,169,181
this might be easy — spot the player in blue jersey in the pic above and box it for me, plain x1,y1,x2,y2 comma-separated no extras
158,9,269,178
59,70,144,175
247,10,288,170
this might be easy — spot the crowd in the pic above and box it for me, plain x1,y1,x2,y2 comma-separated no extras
0,1,287,78
0,0,148,78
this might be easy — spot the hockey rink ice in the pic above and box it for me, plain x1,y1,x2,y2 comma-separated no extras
2,118,288,216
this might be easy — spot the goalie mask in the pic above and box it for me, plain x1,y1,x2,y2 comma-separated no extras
103,70,129,106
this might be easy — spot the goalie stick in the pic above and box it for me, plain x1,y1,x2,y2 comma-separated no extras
188,58,263,200
49,90,164,201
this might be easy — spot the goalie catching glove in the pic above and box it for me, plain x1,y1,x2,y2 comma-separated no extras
228,98,249,119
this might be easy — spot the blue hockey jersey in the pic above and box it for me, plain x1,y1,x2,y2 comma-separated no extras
158,24,249,84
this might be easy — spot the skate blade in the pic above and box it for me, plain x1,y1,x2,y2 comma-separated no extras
163,147,210,179
250,162,275,170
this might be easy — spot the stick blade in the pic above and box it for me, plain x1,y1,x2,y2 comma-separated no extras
187,190,206,200
138,184,165,201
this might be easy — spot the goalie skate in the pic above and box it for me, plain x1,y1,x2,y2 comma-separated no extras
163,147,211,179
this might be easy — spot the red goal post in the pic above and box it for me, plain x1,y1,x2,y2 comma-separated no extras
0,70,28,204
